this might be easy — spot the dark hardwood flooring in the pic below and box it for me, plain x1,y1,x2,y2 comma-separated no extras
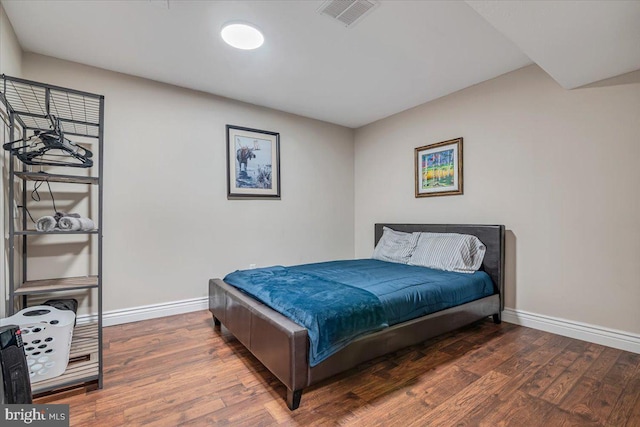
37,311,640,426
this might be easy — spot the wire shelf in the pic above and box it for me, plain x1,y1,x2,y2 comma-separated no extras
2,74,105,395
1,75,103,138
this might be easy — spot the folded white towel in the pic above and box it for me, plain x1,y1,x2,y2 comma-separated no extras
58,216,95,231
36,216,57,232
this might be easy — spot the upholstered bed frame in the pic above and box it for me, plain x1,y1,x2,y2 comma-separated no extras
208,224,505,410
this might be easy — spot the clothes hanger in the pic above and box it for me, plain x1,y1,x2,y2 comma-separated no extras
2,132,42,153
2,117,93,168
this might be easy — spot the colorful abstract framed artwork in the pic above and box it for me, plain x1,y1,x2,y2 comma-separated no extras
226,125,280,199
415,137,463,198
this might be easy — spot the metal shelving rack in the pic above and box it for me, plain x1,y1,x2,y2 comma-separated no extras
1,74,104,396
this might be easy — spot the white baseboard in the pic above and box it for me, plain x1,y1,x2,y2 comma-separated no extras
502,308,640,354
76,296,209,327
75,298,640,355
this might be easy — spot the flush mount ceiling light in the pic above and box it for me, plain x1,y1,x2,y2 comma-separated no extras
221,22,264,50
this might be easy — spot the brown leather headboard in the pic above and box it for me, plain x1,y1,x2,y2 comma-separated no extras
374,224,505,310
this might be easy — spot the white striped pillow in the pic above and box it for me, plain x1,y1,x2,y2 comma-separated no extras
408,232,486,273
372,227,420,264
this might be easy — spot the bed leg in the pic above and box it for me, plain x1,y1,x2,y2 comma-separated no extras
286,389,302,410
492,313,502,324
212,315,221,329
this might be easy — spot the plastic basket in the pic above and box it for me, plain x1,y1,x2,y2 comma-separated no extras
0,305,75,383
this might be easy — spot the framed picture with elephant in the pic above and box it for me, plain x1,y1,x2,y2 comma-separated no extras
226,125,280,199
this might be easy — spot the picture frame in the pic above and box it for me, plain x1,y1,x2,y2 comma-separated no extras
415,137,463,198
226,125,281,199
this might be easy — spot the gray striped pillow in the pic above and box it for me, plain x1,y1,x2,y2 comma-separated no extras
372,227,420,264
408,232,486,273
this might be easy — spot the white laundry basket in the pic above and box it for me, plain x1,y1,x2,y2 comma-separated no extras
0,305,75,383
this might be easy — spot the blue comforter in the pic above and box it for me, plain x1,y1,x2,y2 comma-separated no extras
224,259,494,366
224,266,388,366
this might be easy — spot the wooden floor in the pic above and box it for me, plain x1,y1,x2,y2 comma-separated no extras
38,311,640,426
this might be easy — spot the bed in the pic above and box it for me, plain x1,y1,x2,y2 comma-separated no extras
208,223,504,410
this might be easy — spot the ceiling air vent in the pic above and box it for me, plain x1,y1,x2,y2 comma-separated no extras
318,0,379,28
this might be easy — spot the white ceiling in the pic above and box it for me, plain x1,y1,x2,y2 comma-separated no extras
467,1,640,90
2,0,639,128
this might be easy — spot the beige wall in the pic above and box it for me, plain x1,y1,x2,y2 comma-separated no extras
20,53,355,313
1,2,23,317
0,3,22,77
354,65,640,335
